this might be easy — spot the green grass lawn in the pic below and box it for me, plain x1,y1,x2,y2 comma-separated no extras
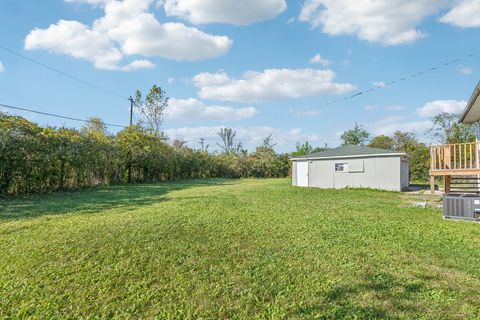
1,179,480,319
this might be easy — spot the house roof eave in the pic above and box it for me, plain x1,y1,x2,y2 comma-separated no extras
459,81,480,124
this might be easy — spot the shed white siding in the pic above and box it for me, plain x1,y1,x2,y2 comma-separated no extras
308,160,333,188
292,155,409,191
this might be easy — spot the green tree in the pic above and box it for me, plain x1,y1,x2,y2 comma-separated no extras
83,117,107,136
291,141,328,157
217,128,242,155
262,134,277,149
340,123,370,146
392,131,418,154
292,141,314,156
409,143,430,182
368,135,395,150
389,131,430,182
135,85,169,137
428,112,475,144
172,138,188,149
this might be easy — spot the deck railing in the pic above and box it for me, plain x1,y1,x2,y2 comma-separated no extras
430,142,480,173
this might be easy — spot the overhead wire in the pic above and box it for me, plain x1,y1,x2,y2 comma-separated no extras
0,102,128,128
0,44,475,132
0,45,128,100
258,53,475,126
0,45,131,128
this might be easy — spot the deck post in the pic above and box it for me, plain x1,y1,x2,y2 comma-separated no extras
445,145,451,169
444,176,451,194
430,175,435,196
477,142,480,169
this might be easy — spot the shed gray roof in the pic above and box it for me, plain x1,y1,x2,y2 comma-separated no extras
291,145,406,160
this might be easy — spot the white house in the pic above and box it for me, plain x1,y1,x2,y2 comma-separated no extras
291,145,410,191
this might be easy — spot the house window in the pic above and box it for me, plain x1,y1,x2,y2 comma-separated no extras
335,163,348,172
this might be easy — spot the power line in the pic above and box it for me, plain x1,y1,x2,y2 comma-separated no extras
0,103,128,128
0,45,128,100
259,53,475,126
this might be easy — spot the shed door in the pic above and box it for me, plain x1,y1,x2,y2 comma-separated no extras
296,161,309,187
401,159,409,189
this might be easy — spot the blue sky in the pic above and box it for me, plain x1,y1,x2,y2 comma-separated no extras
1,0,479,152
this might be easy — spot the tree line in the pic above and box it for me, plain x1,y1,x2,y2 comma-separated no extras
0,113,290,195
1,84,474,195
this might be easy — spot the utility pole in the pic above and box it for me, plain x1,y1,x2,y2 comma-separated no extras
127,96,134,184
199,138,206,151
129,96,134,126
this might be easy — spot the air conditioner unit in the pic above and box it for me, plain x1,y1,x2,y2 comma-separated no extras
443,194,480,221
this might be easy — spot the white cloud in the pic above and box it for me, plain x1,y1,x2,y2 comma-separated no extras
366,99,470,140
193,68,355,102
365,105,379,112
121,59,156,72
365,104,405,112
163,0,286,25
65,0,105,4
193,71,230,87
417,100,467,117
25,20,125,71
372,81,386,88
168,98,257,121
299,0,447,45
309,53,331,66
368,116,431,136
0,62,4,73
460,67,473,75
440,0,480,28
385,105,406,111
376,121,432,136
165,125,321,151
25,0,232,71
290,108,322,117
168,77,175,85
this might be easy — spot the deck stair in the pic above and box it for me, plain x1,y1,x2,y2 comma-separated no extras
449,176,480,194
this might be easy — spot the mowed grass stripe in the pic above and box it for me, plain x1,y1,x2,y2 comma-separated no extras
1,179,480,319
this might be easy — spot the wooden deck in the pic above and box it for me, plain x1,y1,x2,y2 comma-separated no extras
429,169,480,176
430,142,480,176
429,142,480,194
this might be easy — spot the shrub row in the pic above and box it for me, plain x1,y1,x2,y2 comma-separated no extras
0,113,289,195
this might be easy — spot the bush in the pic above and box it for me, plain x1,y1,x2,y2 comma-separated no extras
0,113,290,195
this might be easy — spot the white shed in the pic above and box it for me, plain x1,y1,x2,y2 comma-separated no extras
291,146,410,191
